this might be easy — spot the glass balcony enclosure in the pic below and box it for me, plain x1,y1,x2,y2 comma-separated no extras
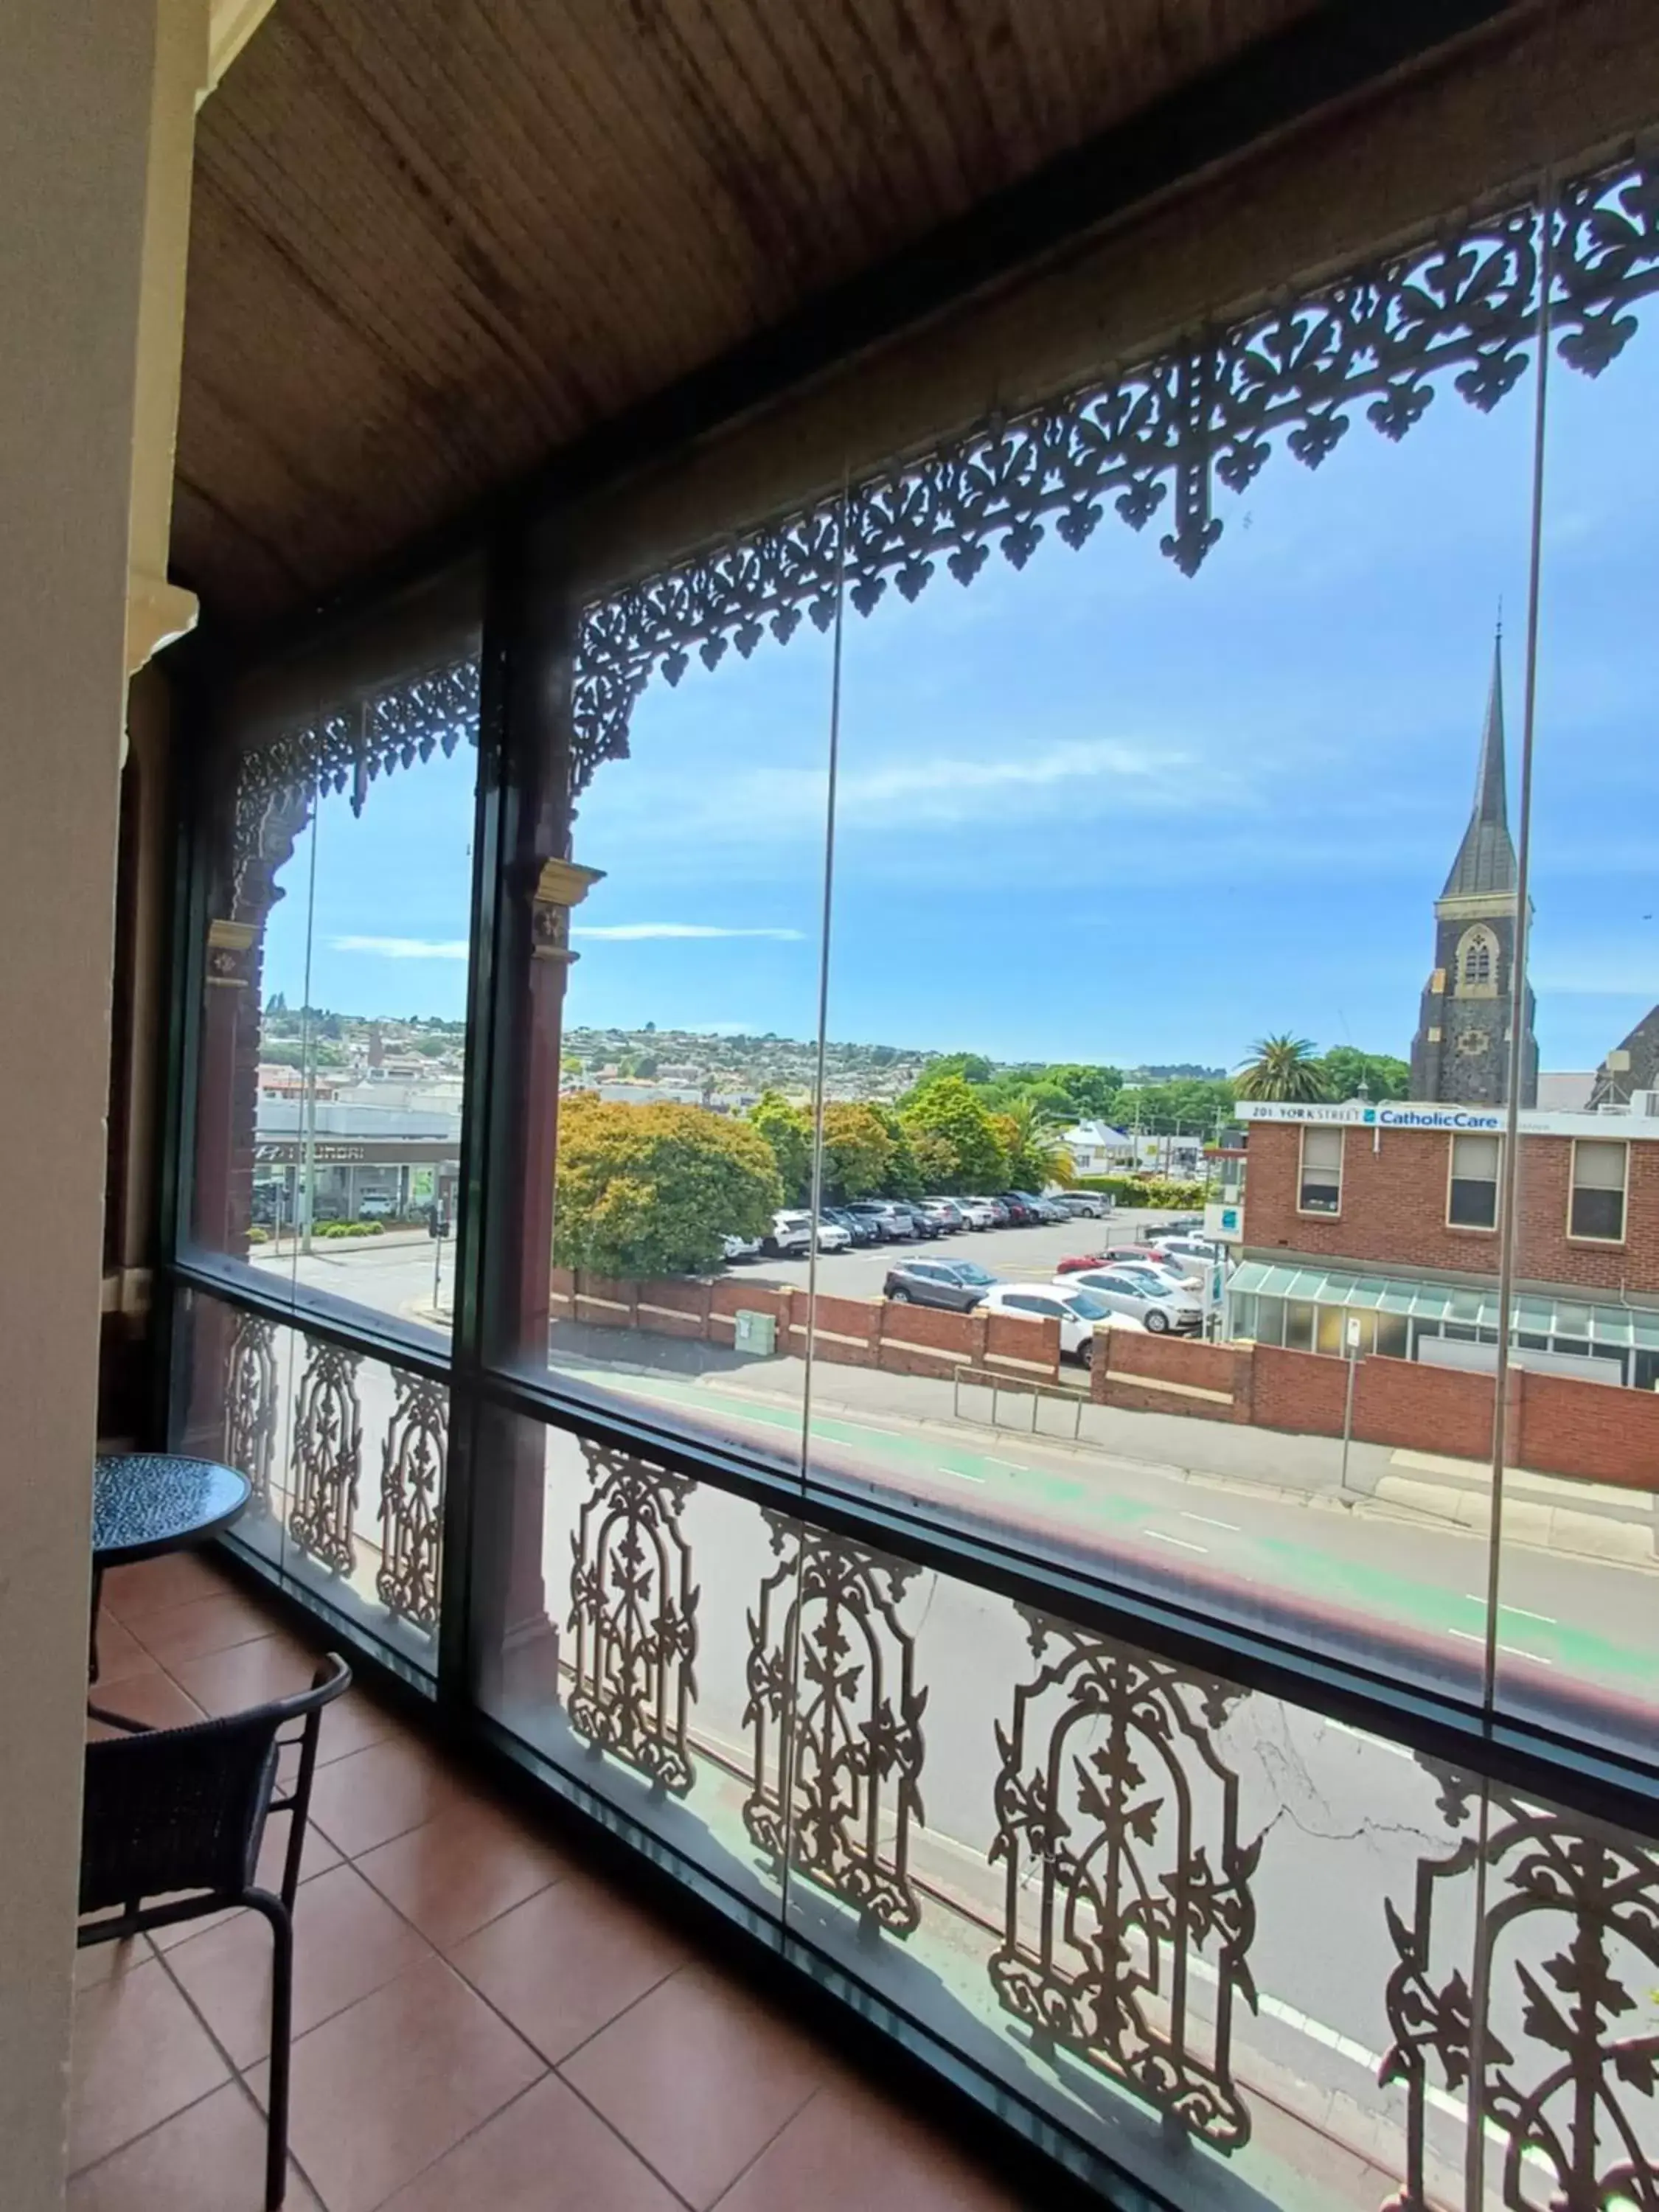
161,60,1659,2212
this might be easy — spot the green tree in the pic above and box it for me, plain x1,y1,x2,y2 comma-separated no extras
905,1051,994,1096
908,1127,958,1190
900,1075,1006,1192
554,1096,781,1278
996,1097,1068,1189
869,1105,923,1199
1235,1034,1329,1102
1318,1046,1410,1100
748,1089,813,1204
820,1102,896,1201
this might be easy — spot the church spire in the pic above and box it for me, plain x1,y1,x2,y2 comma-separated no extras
1440,628,1517,899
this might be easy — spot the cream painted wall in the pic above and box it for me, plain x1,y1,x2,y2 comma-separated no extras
0,6,164,2202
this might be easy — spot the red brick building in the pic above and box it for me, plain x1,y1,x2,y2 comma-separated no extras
1222,1099,1659,1392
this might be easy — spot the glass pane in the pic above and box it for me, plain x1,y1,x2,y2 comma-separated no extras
185,567,482,1348
1491,201,1659,1759
501,539,838,1484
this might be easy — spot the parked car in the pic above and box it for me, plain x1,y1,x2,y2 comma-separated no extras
883,1259,999,1310
824,1205,880,1245
848,1200,915,1239
1155,1234,1222,1273
721,1231,762,1263
918,1197,965,1233
897,1203,944,1240
996,1193,1040,1225
356,1192,397,1220
955,1197,1000,1229
1056,1267,1203,1333
762,1210,813,1256
775,1208,851,1253
1086,1242,1203,1288
1052,1192,1108,1219
978,1282,1119,1363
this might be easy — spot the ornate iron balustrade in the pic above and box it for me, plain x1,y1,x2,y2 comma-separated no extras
1382,1761,1659,2211
567,1438,700,1794
376,1369,448,1632
743,1514,927,1935
571,152,1659,787
988,1610,1261,2151
288,1338,363,1580
222,1307,279,1511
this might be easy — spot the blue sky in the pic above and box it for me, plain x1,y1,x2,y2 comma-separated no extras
264,313,1659,1076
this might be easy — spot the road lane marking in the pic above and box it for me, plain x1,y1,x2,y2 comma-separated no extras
1181,1512,1239,1532
1143,1529,1207,1553
1462,1594,1557,1624
1447,1628,1553,1665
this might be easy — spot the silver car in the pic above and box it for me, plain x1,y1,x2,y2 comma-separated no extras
1055,1267,1202,1334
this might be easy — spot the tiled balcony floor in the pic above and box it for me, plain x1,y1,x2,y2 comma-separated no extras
74,1552,1021,2212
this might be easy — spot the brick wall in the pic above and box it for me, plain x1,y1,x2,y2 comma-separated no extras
549,1271,1060,1383
1242,1121,1659,1292
1091,1324,1659,1488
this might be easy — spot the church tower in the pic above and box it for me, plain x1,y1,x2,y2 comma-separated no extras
1408,634,1538,1107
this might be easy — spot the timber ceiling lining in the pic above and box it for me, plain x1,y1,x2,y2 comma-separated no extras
175,0,1321,629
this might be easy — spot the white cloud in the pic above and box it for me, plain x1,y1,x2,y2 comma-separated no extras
571,922,806,942
331,935,470,960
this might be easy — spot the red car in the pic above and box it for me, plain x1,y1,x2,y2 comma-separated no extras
1056,1242,1175,1277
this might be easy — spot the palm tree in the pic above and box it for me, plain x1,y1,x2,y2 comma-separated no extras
1001,1096,1070,1187
1234,1034,1329,1102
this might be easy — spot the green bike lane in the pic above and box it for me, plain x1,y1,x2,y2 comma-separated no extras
557,1357,1657,1705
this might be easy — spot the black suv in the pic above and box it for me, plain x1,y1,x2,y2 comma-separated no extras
883,1259,999,1310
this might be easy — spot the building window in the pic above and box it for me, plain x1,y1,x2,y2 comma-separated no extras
1458,925,1496,991
1447,1133,1500,1229
1570,1139,1628,1242
1298,1128,1343,1214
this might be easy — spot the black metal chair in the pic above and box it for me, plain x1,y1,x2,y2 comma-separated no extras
78,1655,352,2210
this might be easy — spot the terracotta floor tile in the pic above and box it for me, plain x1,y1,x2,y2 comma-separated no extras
561,1964,825,2208
74,1929,153,1990
90,1609,161,1689
378,2073,681,2212
356,1794,572,1948
131,1587,283,1669
164,1861,434,2067
69,1954,230,2171
87,1668,206,1735
305,1734,466,1857
166,1630,324,1717
711,2076,1023,2212
66,2079,323,2212
246,1954,544,2212
448,1871,689,2064
101,1550,229,1624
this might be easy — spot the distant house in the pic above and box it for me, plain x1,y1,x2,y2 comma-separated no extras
1062,1121,1133,1175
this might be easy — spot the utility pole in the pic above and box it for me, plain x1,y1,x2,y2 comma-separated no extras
1338,1313,1362,1494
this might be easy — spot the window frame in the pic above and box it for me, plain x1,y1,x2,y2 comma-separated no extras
1446,1131,1502,1232
1297,1126,1344,1217
1568,1137,1629,1245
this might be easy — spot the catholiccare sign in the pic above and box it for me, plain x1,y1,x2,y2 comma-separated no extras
1238,1100,1659,1139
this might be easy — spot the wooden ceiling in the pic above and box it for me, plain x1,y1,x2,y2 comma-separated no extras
175,0,1326,631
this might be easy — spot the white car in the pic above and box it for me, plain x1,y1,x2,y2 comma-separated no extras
775,1209,850,1253
721,1231,762,1263
978,1282,1120,1363
1056,1267,1203,1335
356,1192,396,1220
956,1197,1000,1229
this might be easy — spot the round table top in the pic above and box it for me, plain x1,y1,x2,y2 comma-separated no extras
92,1453,252,1569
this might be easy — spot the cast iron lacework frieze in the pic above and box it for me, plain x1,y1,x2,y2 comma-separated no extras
375,1369,447,1634
572,151,1659,787
229,655,480,920
222,1308,279,1512
1381,1761,1659,2211
288,1338,362,1579
989,1610,1260,2151
567,1439,699,1795
742,1515,927,1935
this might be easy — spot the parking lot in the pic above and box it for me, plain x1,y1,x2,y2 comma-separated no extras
732,1210,1203,1301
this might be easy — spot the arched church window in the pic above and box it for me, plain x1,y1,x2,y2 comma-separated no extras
1460,929,1495,989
